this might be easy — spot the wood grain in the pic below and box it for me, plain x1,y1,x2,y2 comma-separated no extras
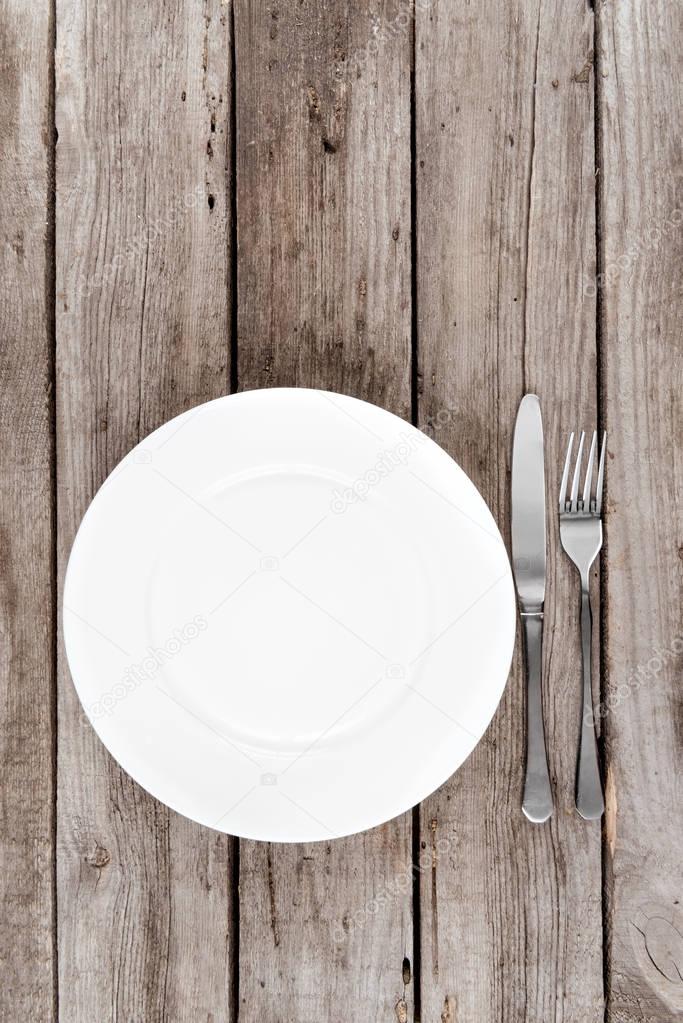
597,1,683,1019
2,0,681,1017
415,1,603,1019
234,2,413,1019
0,1,55,1019
55,2,234,1019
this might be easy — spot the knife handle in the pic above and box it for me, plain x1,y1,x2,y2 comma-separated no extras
521,612,553,823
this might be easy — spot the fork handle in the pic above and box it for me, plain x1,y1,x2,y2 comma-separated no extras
521,613,553,823
575,587,604,819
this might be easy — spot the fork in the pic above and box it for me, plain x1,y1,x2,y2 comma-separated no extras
559,430,607,820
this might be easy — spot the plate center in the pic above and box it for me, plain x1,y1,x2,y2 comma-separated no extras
145,465,429,756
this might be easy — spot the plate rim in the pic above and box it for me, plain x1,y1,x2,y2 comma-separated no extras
63,386,516,842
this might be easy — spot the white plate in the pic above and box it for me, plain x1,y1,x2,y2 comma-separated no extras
64,388,515,842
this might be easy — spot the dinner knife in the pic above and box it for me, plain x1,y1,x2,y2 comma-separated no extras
511,394,553,823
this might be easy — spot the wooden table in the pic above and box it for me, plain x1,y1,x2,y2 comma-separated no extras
2,1,681,1020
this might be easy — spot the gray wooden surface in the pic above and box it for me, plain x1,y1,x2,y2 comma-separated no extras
415,2,604,1019
54,2,235,1020
0,1,680,1020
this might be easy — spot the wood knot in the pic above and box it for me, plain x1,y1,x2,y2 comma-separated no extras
572,51,593,84
85,844,110,869
441,994,455,1021
307,85,321,120
631,905,683,1008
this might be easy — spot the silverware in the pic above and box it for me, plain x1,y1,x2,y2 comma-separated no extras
512,394,553,823
559,430,607,820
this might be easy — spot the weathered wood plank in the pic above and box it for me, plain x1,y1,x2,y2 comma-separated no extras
0,1,55,1018
55,2,235,1019
234,2,413,1019
415,1,604,1019
596,1,683,1019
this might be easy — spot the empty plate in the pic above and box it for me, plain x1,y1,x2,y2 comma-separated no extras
64,388,515,841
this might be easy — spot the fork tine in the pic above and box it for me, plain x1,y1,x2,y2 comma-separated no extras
582,430,597,509
570,431,585,511
559,432,574,511
595,431,607,514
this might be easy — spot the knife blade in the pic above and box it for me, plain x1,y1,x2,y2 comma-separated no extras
511,394,553,822
512,394,546,610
